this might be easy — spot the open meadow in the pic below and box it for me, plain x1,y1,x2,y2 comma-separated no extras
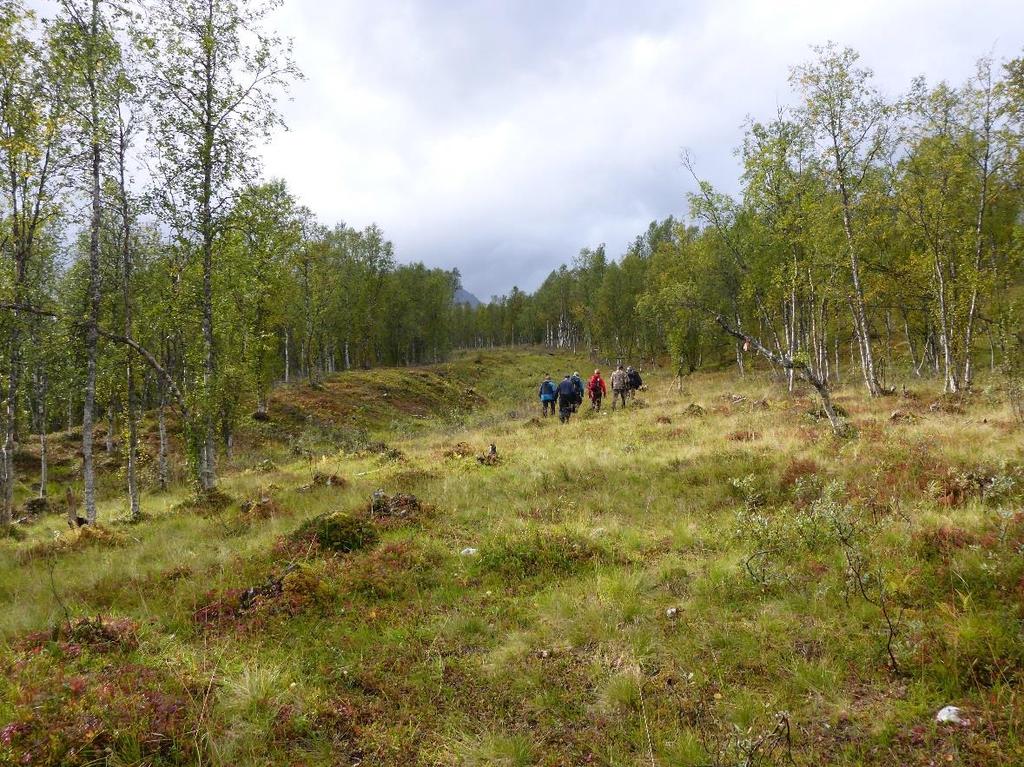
1,1,1022,764
2,348,1023,766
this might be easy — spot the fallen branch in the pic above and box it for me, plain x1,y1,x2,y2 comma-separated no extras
831,514,902,674
355,467,387,477
638,675,657,767
0,301,189,418
710,311,845,436
46,556,73,636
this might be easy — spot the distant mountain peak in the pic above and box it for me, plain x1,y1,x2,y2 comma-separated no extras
454,287,482,308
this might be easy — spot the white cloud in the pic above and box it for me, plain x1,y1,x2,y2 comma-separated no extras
260,0,1024,296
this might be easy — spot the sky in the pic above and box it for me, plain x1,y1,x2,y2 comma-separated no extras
262,0,1024,299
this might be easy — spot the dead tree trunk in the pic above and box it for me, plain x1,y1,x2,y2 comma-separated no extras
714,313,844,435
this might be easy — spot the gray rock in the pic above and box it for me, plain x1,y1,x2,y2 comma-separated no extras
935,706,968,726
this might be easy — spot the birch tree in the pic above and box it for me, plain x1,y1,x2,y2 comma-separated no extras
791,44,891,396
110,55,144,519
53,0,121,524
223,180,300,417
142,0,299,491
0,2,69,526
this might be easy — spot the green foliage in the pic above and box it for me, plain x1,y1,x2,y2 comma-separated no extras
2,0,1024,759
450,45,1024,417
473,529,607,579
290,512,378,554
733,480,846,585
2,352,1024,765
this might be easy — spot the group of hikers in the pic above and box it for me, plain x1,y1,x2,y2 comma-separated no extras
537,365,644,423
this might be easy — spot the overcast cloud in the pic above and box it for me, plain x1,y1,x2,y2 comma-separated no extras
261,0,1024,299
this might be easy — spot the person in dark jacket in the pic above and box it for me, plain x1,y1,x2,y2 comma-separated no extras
538,374,557,417
570,371,584,411
556,374,577,423
626,366,643,398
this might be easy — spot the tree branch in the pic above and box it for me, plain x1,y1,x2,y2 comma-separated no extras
0,302,189,418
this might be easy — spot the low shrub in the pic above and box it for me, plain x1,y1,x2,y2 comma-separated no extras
18,616,141,654
312,471,347,487
807,403,849,420
270,697,358,753
730,473,771,511
0,524,26,541
733,481,854,586
779,458,821,490
1,652,197,766
924,464,1023,508
726,429,762,442
18,525,130,563
63,616,140,652
173,486,234,514
914,610,1024,688
928,395,967,414
367,490,432,529
360,441,405,461
194,563,335,629
239,493,287,519
290,513,378,554
342,542,442,599
21,497,53,517
912,525,980,561
369,490,420,517
443,442,474,459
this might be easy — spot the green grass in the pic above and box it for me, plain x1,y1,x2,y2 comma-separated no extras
2,348,1023,765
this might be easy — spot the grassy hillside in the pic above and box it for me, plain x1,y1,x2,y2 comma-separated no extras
2,348,1023,766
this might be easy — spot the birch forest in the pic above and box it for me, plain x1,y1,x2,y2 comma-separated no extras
2,0,1023,527
1,0,458,526
455,46,1024,416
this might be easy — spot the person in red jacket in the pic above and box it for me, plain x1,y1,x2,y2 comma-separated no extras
587,369,607,411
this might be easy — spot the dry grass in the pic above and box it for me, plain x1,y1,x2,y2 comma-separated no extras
1,349,1022,766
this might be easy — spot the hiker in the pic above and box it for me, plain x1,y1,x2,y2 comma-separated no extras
587,369,607,410
556,374,578,423
610,364,629,409
570,371,585,411
538,374,557,417
627,366,644,399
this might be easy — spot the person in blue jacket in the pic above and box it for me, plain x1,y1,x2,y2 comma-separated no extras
556,374,578,423
538,374,557,417
569,371,584,411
